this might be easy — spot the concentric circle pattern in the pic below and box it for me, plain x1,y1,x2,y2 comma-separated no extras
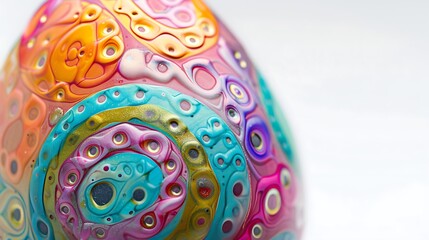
31,85,249,239
0,177,31,239
0,0,302,239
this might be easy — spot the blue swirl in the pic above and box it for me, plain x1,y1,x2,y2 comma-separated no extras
30,84,250,239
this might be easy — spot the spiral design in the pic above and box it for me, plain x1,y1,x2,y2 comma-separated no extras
30,84,250,239
19,2,124,102
1,0,302,238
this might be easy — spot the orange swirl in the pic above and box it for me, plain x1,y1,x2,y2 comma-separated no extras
19,1,124,102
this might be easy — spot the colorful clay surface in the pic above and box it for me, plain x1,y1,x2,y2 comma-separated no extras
0,0,303,239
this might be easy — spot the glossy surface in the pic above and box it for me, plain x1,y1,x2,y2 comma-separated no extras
0,0,302,239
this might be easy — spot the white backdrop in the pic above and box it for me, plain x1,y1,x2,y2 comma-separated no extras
1,1,429,239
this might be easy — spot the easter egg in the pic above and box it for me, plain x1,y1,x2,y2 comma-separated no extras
0,0,303,239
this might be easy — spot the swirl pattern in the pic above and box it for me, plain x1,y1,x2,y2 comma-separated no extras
19,1,124,102
0,0,302,239
30,85,250,239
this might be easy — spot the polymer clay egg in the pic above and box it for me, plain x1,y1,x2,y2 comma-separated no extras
0,0,303,239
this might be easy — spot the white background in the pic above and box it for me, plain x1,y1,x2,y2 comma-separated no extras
1,1,429,239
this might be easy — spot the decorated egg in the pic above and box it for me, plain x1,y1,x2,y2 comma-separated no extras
0,0,303,239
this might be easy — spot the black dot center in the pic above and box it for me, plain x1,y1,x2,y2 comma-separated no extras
91,183,114,206
10,160,18,174
233,182,243,196
11,208,21,221
89,146,98,156
251,132,263,149
189,149,199,159
253,226,262,236
133,189,145,202
37,220,49,235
